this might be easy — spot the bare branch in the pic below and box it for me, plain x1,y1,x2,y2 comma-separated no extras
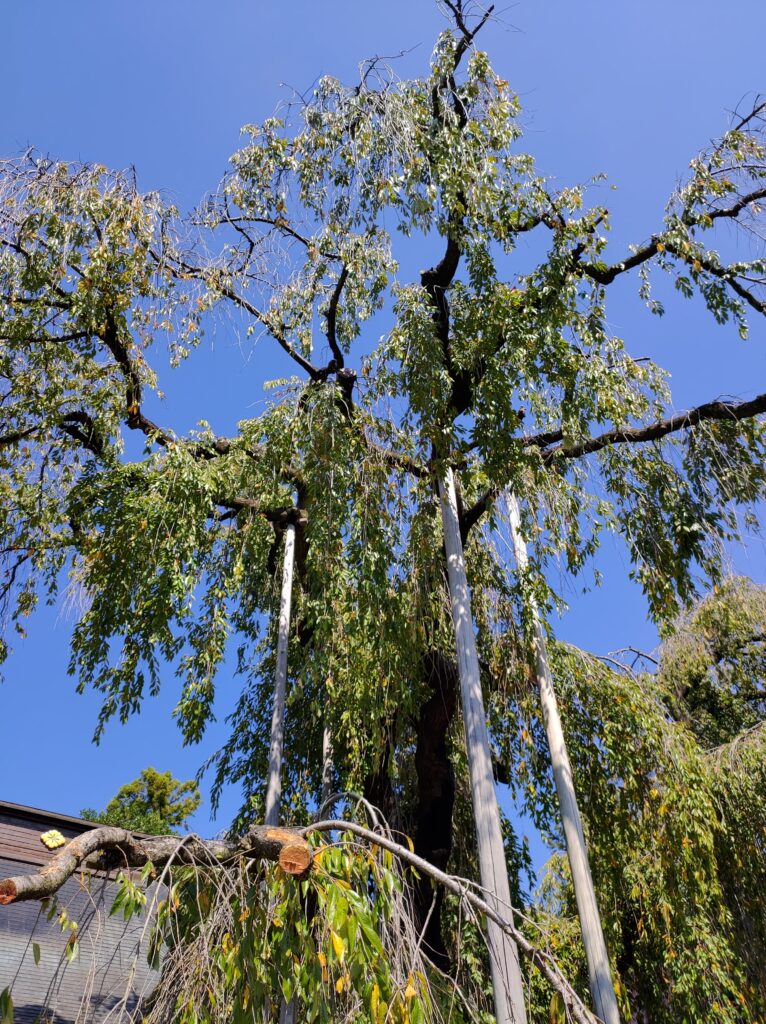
0,825,312,906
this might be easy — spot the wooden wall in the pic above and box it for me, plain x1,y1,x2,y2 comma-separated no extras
0,803,159,1023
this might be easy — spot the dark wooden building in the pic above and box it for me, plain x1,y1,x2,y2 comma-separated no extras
0,800,159,1023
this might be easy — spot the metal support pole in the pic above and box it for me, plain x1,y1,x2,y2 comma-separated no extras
265,523,298,1024
265,521,296,827
508,495,620,1024
439,468,528,1024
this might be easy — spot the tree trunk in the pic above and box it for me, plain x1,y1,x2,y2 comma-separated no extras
265,522,296,828
413,651,458,971
507,494,620,1024
439,468,528,1024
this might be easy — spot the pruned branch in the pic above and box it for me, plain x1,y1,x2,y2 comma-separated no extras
0,824,312,906
0,815,596,1024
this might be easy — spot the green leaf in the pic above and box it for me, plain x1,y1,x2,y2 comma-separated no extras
0,988,12,1024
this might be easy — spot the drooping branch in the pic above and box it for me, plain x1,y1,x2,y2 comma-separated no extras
0,824,313,905
461,391,766,537
163,253,322,380
307,819,598,1024
0,815,597,1024
543,390,766,463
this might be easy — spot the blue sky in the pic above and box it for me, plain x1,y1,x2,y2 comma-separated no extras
2,2,765,859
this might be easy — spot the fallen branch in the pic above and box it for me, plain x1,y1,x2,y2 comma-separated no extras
1,816,597,1022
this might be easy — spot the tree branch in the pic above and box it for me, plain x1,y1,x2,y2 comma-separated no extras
543,390,766,463
324,265,348,369
461,391,766,537
0,814,596,1024
0,824,312,906
307,819,597,1024
162,254,322,380
705,185,766,223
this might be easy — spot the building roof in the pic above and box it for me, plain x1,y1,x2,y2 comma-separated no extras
0,799,101,830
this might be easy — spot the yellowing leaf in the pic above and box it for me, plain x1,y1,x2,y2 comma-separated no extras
371,983,380,1020
335,976,344,994
404,976,417,1000
330,929,345,963
549,991,566,1024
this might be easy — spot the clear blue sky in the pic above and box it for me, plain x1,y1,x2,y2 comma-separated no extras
2,2,765,854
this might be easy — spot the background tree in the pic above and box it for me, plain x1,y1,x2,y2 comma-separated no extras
80,766,201,835
1,2,766,1021
512,578,766,1021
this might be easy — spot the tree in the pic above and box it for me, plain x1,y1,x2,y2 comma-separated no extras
1,2,765,1021
80,766,202,835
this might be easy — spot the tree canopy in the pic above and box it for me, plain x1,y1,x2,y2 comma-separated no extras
80,766,201,835
1,3,765,1022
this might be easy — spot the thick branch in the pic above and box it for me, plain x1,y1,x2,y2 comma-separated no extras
0,824,312,905
219,498,309,529
461,391,766,537
59,411,105,457
543,390,766,463
579,238,660,285
324,266,348,369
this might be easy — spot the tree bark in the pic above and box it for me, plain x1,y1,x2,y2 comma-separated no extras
508,494,620,1024
413,650,458,970
439,467,528,1024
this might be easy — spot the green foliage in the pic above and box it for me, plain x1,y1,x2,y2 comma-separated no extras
658,577,766,746
146,832,449,1024
495,582,766,1023
81,766,201,835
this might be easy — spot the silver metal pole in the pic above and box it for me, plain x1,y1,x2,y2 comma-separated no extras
439,468,528,1024
265,522,296,828
265,522,298,1024
508,494,620,1024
